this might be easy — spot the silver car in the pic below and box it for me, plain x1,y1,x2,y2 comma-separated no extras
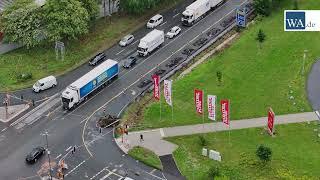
119,34,134,47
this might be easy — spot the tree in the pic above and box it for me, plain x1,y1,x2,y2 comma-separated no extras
253,0,271,16
293,0,299,10
256,29,266,49
78,0,99,22
0,0,45,48
44,0,89,42
208,165,220,179
256,145,272,162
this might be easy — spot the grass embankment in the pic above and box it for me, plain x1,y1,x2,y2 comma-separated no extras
124,0,318,130
0,0,182,91
168,121,320,179
128,146,163,170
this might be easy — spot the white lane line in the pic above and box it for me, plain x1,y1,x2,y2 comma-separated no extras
1,128,7,132
150,169,157,174
160,21,167,27
116,49,125,55
90,167,108,180
173,13,180,18
55,154,62,159
80,118,87,124
65,159,88,177
65,146,72,152
82,0,248,157
132,40,139,45
315,111,320,120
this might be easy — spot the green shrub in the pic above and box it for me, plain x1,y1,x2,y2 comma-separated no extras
256,144,272,162
16,72,33,82
198,135,208,147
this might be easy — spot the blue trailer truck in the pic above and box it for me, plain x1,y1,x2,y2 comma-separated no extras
61,59,119,110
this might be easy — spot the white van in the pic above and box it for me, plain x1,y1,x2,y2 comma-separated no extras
33,75,57,93
147,14,163,28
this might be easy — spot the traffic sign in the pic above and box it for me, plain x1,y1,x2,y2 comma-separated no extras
236,9,246,28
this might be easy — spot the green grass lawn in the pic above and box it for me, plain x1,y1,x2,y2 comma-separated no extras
167,121,320,179
128,0,319,130
128,146,163,170
0,0,182,91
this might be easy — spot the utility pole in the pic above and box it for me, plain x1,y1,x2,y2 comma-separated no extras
41,131,52,180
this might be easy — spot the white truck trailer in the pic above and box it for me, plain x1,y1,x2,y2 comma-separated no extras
61,59,119,110
181,0,225,26
137,29,164,56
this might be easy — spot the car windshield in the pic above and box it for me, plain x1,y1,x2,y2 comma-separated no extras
170,28,176,33
149,19,155,23
34,81,41,87
62,97,70,103
137,47,147,52
121,37,128,42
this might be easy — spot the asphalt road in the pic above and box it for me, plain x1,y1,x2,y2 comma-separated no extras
0,0,250,179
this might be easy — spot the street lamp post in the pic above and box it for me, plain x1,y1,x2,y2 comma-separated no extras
42,131,52,180
302,50,308,76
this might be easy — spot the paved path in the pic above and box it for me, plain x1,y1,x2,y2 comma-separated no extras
116,112,319,156
307,59,320,110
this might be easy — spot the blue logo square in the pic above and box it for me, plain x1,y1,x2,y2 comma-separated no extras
285,11,305,30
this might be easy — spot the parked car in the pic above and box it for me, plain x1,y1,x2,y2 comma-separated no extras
26,146,45,164
123,56,137,68
137,79,152,88
166,26,181,39
119,34,135,47
89,52,106,66
120,177,135,180
33,76,57,93
147,14,163,28
166,57,183,67
153,69,166,76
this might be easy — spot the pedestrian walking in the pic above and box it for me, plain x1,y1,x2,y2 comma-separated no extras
140,134,144,142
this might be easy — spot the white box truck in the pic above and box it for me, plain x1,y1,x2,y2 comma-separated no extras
137,29,164,56
61,59,119,110
181,0,225,26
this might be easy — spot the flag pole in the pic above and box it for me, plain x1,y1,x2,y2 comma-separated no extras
160,88,162,121
171,84,173,121
228,99,231,146
202,90,205,131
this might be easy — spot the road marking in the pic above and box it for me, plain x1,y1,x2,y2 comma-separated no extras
116,49,125,55
90,167,108,180
132,40,139,45
82,0,248,157
65,158,88,177
65,146,72,152
55,154,62,159
173,13,180,18
150,169,157,174
35,97,50,103
1,128,7,132
80,118,87,124
160,128,165,137
315,111,320,120
190,33,201,43
160,21,167,27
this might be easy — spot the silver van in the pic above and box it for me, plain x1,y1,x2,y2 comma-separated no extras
33,75,57,93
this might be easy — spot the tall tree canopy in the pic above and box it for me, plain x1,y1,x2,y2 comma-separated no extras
120,0,161,15
78,0,99,21
44,0,89,42
0,0,44,47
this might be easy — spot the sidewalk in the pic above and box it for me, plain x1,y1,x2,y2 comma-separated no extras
115,112,319,156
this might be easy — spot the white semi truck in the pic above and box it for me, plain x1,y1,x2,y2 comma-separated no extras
61,59,119,110
137,29,164,56
181,0,225,26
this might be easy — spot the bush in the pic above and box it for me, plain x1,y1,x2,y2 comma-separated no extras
16,72,32,82
208,165,220,179
256,144,272,162
198,135,208,147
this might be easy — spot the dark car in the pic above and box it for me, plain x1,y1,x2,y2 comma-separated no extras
153,69,166,76
26,146,45,163
89,53,106,66
182,48,195,56
137,79,152,88
207,28,221,37
193,38,208,47
123,56,137,68
166,57,183,67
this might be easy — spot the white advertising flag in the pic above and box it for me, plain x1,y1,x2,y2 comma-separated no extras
207,95,216,121
164,80,172,106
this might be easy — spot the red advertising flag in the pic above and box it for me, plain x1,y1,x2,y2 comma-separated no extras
207,95,216,121
220,99,230,126
152,75,160,101
267,108,275,135
194,89,203,115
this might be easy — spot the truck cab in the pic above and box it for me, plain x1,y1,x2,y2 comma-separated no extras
137,43,148,56
182,10,194,26
61,87,79,110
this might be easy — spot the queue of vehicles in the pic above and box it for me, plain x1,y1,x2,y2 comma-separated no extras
31,0,227,109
